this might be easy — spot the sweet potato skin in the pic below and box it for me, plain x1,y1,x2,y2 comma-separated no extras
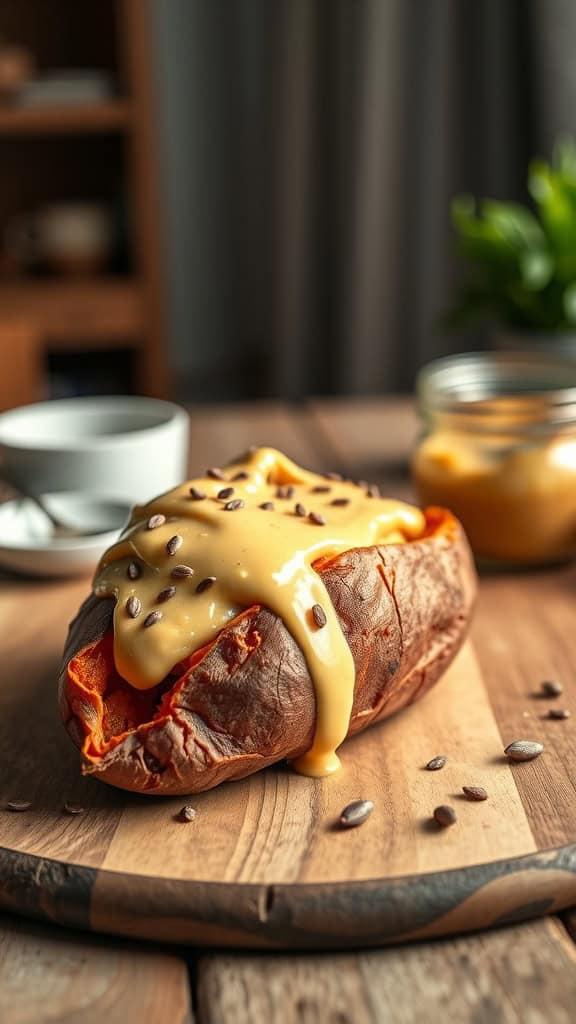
59,509,476,794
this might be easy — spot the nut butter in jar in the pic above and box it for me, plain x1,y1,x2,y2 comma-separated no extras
412,352,576,566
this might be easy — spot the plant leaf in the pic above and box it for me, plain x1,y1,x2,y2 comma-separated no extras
519,249,553,290
482,200,545,249
563,282,576,324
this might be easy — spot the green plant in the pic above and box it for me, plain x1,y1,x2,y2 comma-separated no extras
447,137,576,331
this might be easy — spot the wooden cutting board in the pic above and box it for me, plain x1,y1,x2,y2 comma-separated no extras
0,563,575,950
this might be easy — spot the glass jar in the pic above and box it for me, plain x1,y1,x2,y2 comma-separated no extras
412,352,576,566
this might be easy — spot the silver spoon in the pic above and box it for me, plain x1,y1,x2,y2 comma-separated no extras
1,476,113,538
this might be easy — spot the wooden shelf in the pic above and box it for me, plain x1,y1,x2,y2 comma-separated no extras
0,279,143,346
0,100,132,136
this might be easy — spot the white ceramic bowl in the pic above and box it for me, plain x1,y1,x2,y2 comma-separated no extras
0,396,189,504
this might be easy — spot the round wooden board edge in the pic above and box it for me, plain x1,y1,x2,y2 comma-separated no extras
1,842,575,948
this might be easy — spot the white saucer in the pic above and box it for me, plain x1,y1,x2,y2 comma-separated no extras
0,493,131,578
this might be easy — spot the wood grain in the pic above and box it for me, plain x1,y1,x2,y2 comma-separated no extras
0,912,193,1024
308,396,420,480
1,400,576,947
197,917,576,1024
473,567,576,850
186,401,324,476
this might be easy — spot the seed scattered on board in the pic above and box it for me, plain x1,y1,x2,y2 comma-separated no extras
178,805,197,823
540,679,563,698
7,800,31,812
64,802,86,815
504,739,544,762
433,805,457,827
426,755,447,771
339,800,374,828
462,786,488,802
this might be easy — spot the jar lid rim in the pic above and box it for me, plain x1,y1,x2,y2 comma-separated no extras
417,351,576,427
418,351,576,402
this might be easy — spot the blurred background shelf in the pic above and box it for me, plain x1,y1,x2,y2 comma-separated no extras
0,99,132,135
0,0,167,401
0,280,141,344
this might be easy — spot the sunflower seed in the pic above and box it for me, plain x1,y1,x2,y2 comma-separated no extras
259,501,275,510
339,800,374,828
276,485,294,500
127,561,141,580
462,786,488,802
232,471,249,481
294,502,307,517
541,679,563,698
326,472,343,481
178,805,197,823
331,497,350,507
366,483,380,498
312,604,327,628
217,486,235,500
224,499,245,511
7,800,31,812
196,576,216,594
157,586,176,603
547,708,571,720
433,805,456,827
166,534,183,556
426,755,447,771
126,596,142,619
189,486,206,500
308,511,326,526
311,485,331,493
147,513,166,530
171,564,194,578
206,467,225,480
504,739,544,762
143,610,163,628
64,802,86,815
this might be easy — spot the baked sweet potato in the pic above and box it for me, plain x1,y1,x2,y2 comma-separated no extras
59,507,476,794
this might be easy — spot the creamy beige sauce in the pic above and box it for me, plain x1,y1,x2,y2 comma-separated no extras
94,448,425,776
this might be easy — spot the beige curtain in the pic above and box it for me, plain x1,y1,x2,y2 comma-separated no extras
153,0,571,400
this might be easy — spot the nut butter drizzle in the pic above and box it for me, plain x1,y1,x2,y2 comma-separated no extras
93,448,425,777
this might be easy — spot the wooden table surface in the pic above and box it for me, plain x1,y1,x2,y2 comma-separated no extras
2,396,576,1023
